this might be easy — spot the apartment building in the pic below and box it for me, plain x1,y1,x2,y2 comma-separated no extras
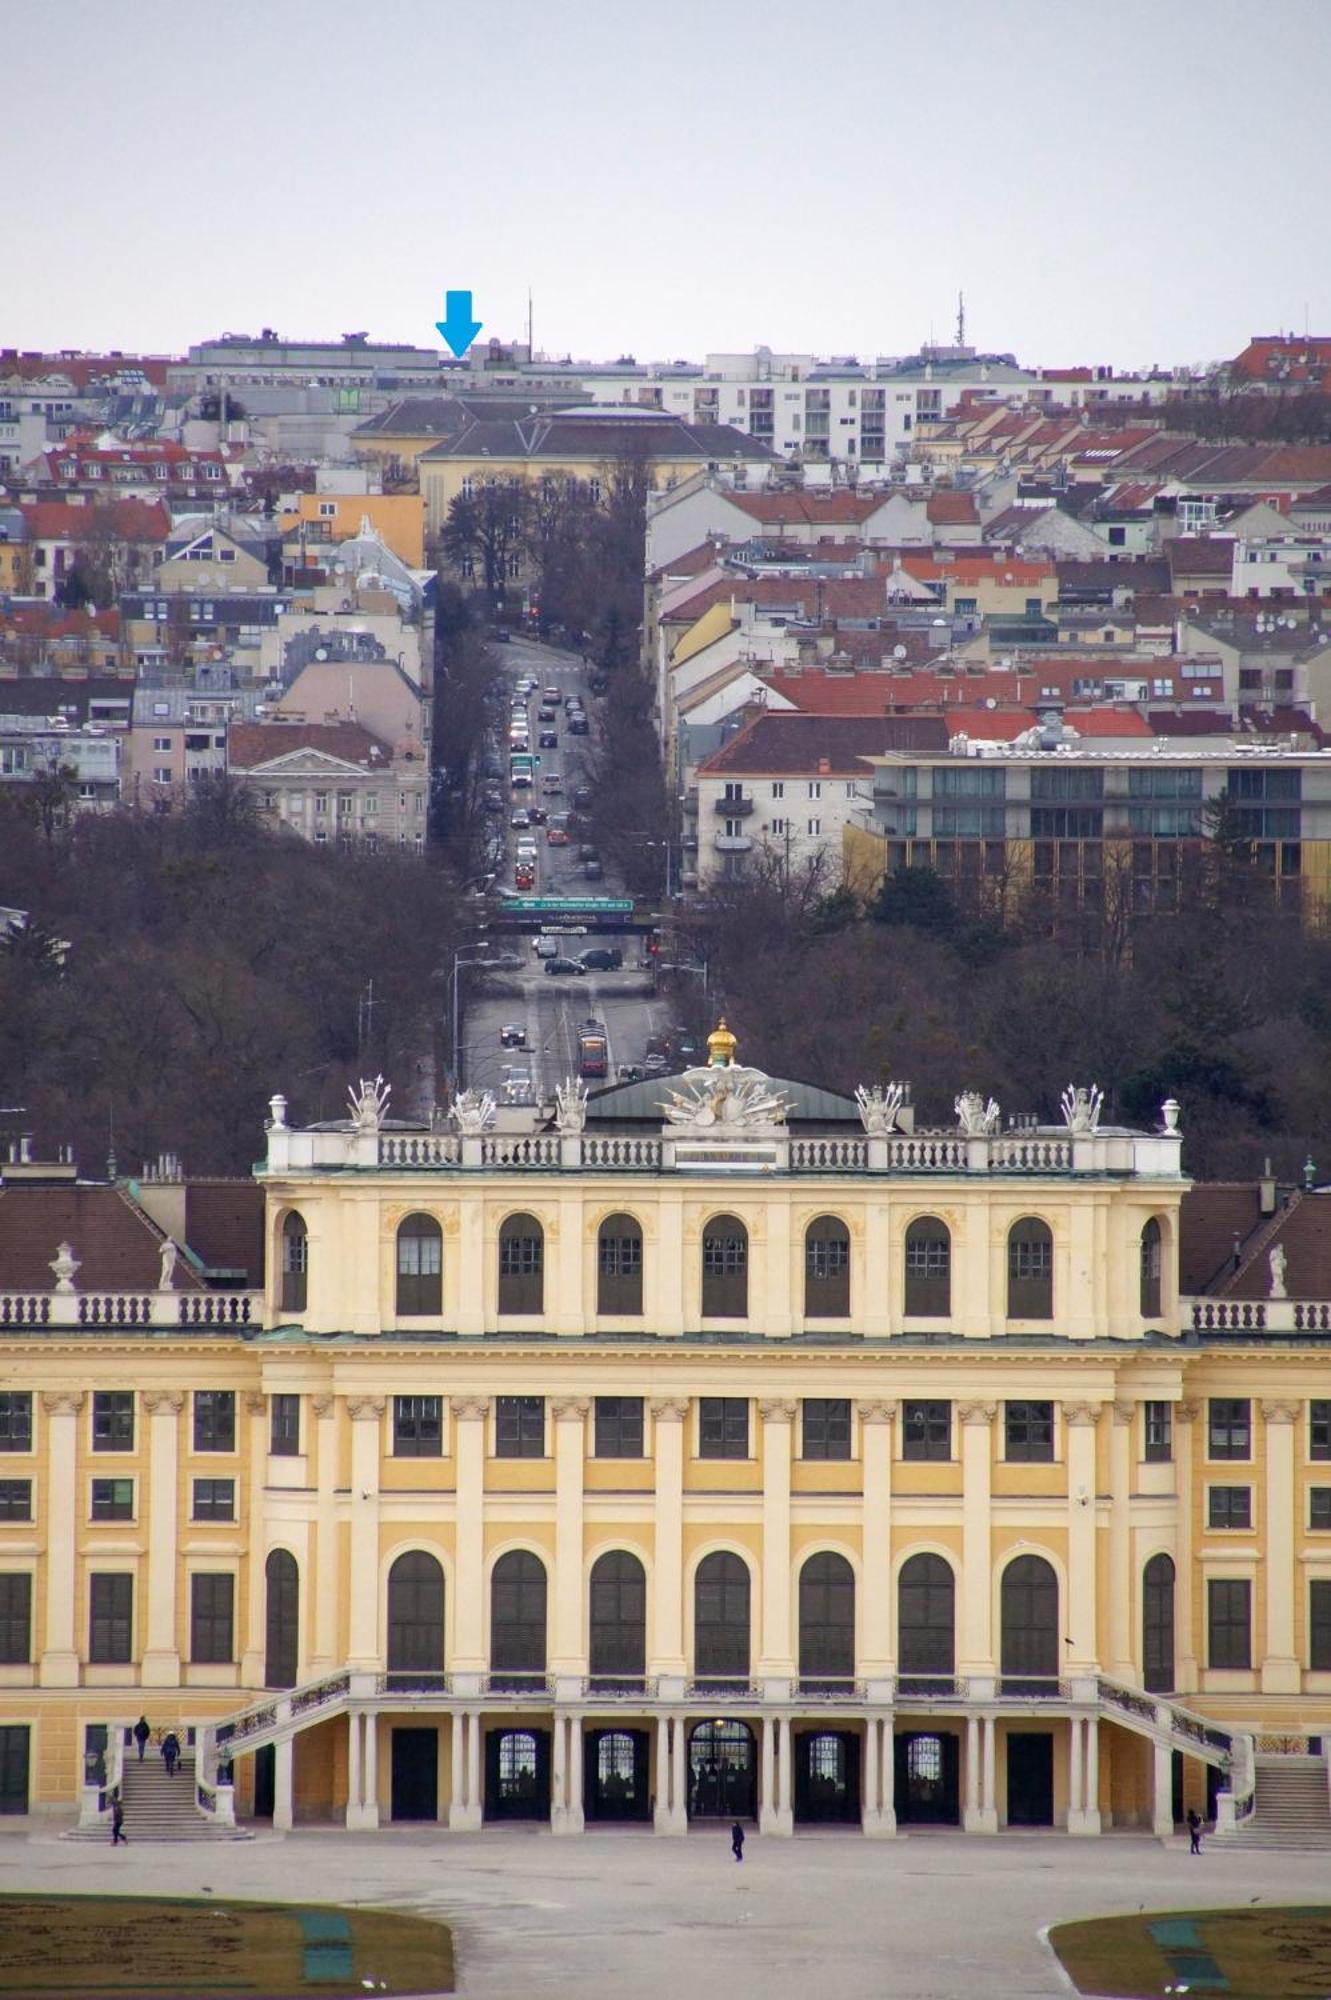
226,720,428,851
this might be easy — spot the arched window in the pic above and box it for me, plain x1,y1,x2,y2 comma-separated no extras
1007,1217,1053,1320
1000,1554,1059,1694
798,1552,855,1689
264,1549,299,1689
498,1212,543,1315
694,1552,751,1683
904,1217,951,1318
1143,1553,1175,1694
589,1551,646,1684
280,1212,307,1314
702,1214,748,1319
597,1213,643,1316
1140,1218,1162,1319
804,1216,850,1318
386,1551,445,1679
897,1554,955,1694
396,1213,442,1317
490,1551,547,1689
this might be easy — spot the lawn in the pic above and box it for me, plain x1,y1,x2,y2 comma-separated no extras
1049,1904,1331,2000
0,1893,454,1999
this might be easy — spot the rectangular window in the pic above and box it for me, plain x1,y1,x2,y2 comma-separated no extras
190,1573,235,1663
0,1575,32,1664
1310,1488,1331,1531
90,1478,134,1523
92,1391,135,1453
808,781,822,799
801,1399,851,1461
191,1478,236,1522
1144,1402,1173,1463
1208,1485,1252,1531
1005,1401,1055,1462
393,1395,442,1457
771,782,785,799
89,1573,133,1664
0,1395,32,1452
594,1397,644,1459
808,817,821,836
1312,1580,1331,1669
0,1481,32,1522
270,1394,300,1456
1208,1398,1251,1462
1311,1402,1331,1461
193,1390,236,1453
699,1397,749,1460
495,1396,545,1459
902,1400,952,1462
1207,1577,1252,1669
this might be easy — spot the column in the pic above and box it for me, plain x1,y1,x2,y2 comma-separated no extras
1261,1400,1300,1694
240,1392,267,1685
467,1705,482,1821
861,1715,882,1835
1152,1740,1174,1840
1107,1401,1135,1681
1084,1717,1100,1833
345,1712,361,1828
759,1713,777,1833
139,1389,182,1688
982,1715,997,1832
773,1713,793,1834
363,1713,379,1827
965,1714,980,1824
881,1718,895,1829
450,1709,482,1831
1063,1402,1102,1672
758,1400,795,1683
449,1712,467,1827
958,1402,995,1681
858,1401,897,1688
1068,1715,1083,1829
451,1398,489,1677
665,1712,687,1834
39,1391,83,1686
1174,1402,1199,1691
563,1718,584,1834
273,1735,294,1832
311,1394,337,1669
651,1400,687,1680
551,1399,588,1686
346,1396,384,1668
551,1712,568,1832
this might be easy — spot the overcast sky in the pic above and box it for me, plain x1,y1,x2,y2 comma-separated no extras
10,0,1331,372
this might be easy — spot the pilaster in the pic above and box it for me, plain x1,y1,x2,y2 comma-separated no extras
551,1399,588,1678
1063,1401,1102,1671
1261,1399,1300,1693
959,1401,995,1677
452,1397,489,1675
240,1392,267,1685
759,1399,795,1682
346,1396,385,1668
40,1390,84,1686
1106,1400,1135,1680
311,1393,338,1670
651,1399,687,1676
858,1400,897,1685
139,1389,181,1688
1174,1401,1199,1692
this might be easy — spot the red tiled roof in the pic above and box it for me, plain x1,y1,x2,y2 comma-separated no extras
1167,539,1234,576
0,603,120,640
726,492,882,528
20,498,170,542
228,721,393,769
699,710,949,776
926,491,980,527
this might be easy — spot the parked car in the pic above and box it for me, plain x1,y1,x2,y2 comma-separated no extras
547,826,570,845
583,859,604,881
544,955,587,976
534,936,560,958
499,1022,527,1047
578,947,623,971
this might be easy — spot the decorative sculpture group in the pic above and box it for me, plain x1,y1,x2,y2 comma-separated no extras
854,1083,905,1136
955,1091,1001,1137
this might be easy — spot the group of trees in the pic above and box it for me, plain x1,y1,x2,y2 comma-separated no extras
1102,388,1331,447
0,784,466,1178
670,830,1331,1183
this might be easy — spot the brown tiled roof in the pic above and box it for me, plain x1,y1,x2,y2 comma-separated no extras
699,710,949,777
178,1182,266,1285
1223,1191,1331,1300
926,491,980,527
228,721,392,769
1167,539,1234,577
0,1184,204,1292
1178,1184,1264,1294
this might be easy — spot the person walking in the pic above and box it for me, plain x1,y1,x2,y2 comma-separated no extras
1187,1807,1203,1855
730,1821,745,1863
161,1731,180,1777
110,1795,126,1846
133,1717,150,1763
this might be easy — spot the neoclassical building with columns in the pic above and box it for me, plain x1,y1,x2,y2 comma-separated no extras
1,1032,1330,1840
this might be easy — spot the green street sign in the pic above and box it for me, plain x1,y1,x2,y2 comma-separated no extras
503,897,634,913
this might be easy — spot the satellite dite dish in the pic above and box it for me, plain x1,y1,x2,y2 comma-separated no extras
893,645,907,660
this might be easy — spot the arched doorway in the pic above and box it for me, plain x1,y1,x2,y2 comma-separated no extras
584,1728,651,1822
386,1551,445,1687
484,1727,550,1822
804,1216,850,1317
793,1730,861,1823
693,1552,751,1687
597,1214,643,1315
688,1720,756,1820
490,1551,547,1693
264,1549,298,1689
798,1552,855,1692
1000,1555,1059,1695
904,1216,951,1318
701,1214,748,1318
897,1553,954,1695
498,1212,544,1315
1143,1553,1176,1693
588,1551,646,1688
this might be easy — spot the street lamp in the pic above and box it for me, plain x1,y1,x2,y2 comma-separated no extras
447,940,492,1094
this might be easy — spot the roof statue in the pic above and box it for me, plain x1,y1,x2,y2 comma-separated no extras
1060,1083,1104,1135
348,1074,391,1132
158,1236,179,1293
661,1069,790,1129
706,1018,739,1068
955,1091,1001,1137
554,1077,589,1136
450,1088,496,1136
855,1082,905,1137
1269,1244,1288,1300
49,1241,80,1294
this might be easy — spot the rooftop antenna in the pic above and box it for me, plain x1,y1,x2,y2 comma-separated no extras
527,285,534,360
956,290,966,349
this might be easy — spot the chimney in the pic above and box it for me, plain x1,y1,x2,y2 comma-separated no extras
1259,1157,1277,1215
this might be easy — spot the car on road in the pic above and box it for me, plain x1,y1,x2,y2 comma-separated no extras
578,844,599,862
538,704,557,722
526,804,547,824
499,1022,527,1047
568,715,590,735
578,947,623,971
544,955,587,976
483,954,524,973
546,826,570,845
538,729,558,749
643,1052,669,1075
534,935,560,958
583,859,604,881
502,1068,533,1101
514,866,535,891
617,1062,644,1083
510,808,531,828
491,629,511,645
572,787,593,811
542,774,564,794
543,686,560,701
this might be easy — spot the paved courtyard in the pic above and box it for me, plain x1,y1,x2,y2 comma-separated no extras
0,1823,1323,1999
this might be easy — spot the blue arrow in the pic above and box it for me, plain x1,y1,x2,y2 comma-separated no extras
436,290,483,358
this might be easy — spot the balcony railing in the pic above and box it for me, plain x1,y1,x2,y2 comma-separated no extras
0,1289,262,1332
583,1676,659,1701
713,795,754,817
686,1677,760,1702
714,833,752,853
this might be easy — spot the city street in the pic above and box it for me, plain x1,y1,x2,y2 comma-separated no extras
458,632,674,1102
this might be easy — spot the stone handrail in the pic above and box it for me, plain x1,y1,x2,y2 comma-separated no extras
0,1290,262,1331
1095,1675,1233,1765
885,1135,968,1170
581,1135,663,1170
0,1295,51,1327
379,1133,460,1167
481,1135,561,1169
789,1137,868,1172
1188,1299,1331,1335
582,1675,659,1700
686,1676,760,1701
990,1135,1072,1171
215,1668,352,1751
1192,1300,1268,1332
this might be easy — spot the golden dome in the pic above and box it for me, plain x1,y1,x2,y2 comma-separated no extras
706,1018,738,1068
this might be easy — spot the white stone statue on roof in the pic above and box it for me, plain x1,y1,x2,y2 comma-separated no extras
661,1071,790,1129
554,1077,589,1136
1269,1243,1288,1299
348,1074,391,1131
1060,1083,1104,1134
450,1088,496,1136
158,1237,179,1292
955,1091,1001,1136
855,1083,905,1136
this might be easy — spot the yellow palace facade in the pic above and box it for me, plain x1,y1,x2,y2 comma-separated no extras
1,1033,1330,1841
